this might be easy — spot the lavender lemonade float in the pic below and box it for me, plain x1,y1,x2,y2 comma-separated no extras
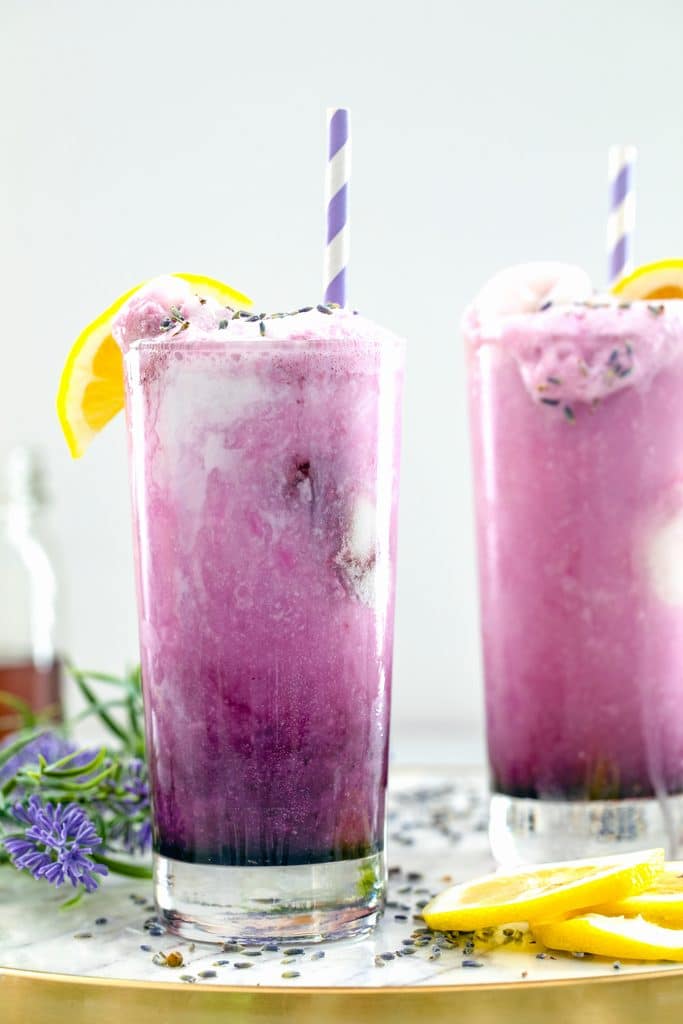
115,279,404,939
465,259,683,864
56,110,406,940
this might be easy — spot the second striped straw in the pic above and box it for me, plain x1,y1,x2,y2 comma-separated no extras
607,144,637,288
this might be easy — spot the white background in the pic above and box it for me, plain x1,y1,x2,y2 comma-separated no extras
2,0,683,761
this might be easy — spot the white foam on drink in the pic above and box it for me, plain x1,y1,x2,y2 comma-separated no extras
646,511,683,606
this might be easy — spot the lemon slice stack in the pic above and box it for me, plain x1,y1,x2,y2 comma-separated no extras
422,849,683,961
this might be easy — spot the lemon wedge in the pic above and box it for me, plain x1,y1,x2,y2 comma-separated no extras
534,912,683,961
421,849,664,931
611,259,683,300
593,861,683,927
56,274,251,458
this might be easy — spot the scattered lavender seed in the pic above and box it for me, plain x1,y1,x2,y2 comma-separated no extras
95,917,108,926
298,306,313,313
73,932,92,939
540,397,560,407
462,960,484,968
149,927,165,936
429,947,441,960
397,885,412,894
180,975,196,983
406,871,423,882
316,304,333,314
613,961,621,970
388,866,402,877
648,304,665,316
283,948,304,956
281,957,296,965
402,947,417,955
310,951,325,960
218,320,229,329
394,914,408,921
386,900,399,909
521,970,528,979
281,971,300,979
564,406,576,423
198,970,217,979
233,962,253,970
374,956,386,968
415,899,429,909
140,944,152,952
259,321,266,337
380,952,395,961
223,942,242,952
263,944,279,952
241,950,262,957
213,960,230,966
402,939,417,946
539,300,553,311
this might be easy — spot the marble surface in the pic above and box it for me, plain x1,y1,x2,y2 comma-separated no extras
1,766,681,990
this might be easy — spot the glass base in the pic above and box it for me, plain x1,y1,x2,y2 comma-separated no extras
154,850,385,944
489,792,683,865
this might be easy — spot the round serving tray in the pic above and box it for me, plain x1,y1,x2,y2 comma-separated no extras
3,767,683,1024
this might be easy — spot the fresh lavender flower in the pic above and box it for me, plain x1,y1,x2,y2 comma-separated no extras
3,794,108,892
105,758,152,854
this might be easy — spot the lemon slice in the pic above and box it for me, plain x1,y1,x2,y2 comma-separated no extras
56,274,251,458
593,861,683,927
611,260,683,299
421,849,664,931
534,913,683,961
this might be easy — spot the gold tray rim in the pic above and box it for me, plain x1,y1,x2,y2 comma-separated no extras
4,959,683,994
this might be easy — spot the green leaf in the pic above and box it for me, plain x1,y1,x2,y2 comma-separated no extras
59,763,117,791
60,889,86,910
93,853,153,879
42,747,108,778
0,691,37,728
68,667,129,745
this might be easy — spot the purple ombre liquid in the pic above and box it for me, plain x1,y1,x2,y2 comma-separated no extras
118,281,404,867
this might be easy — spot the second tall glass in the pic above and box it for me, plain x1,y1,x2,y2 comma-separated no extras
465,268,683,864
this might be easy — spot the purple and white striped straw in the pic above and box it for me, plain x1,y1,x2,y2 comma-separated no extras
607,144,637,288
324,108,351,307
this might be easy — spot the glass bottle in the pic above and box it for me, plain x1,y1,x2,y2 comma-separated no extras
0,446,61,738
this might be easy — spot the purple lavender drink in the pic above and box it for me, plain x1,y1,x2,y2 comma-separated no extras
116,279,405,941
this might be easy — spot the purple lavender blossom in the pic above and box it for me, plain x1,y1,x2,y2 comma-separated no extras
3,794,108,892
105,758,152,855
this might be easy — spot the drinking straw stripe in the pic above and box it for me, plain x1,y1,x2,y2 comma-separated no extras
324,108,351,306
607,144,637,287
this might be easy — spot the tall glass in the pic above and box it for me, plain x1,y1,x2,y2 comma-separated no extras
465,291,683,864
123,309,404,941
